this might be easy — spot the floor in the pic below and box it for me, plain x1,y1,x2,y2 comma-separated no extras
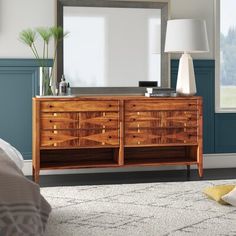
42,177,236,236
29,168,236,187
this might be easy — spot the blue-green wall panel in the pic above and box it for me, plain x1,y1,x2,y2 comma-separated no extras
171,60,215,154
0,59,53,160
215,114,236,153
0,65,38,159
0,58,234,159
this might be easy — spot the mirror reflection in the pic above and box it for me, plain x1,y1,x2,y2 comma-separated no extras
63,7,161,87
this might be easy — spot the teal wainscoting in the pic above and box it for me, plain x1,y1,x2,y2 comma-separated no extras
215,114,236,153
0,59,39,160
0,59,233,159
171,60,215,154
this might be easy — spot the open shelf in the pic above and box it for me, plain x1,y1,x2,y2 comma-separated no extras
40,147,119,169
124,146,198,166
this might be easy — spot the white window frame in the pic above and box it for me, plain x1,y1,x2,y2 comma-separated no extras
215,0,236,113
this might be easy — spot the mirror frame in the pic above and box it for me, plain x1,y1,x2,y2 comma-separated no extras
56,0,170,90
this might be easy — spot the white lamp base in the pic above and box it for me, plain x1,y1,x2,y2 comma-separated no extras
176,53,196,96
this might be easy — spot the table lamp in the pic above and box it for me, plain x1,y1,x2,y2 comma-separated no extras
165,19,209,95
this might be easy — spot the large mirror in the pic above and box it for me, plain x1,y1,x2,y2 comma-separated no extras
57,0,169,89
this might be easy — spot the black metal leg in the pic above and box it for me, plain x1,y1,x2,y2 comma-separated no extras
187,165,190,178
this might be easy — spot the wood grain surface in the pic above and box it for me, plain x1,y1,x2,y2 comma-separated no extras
32,96,203,183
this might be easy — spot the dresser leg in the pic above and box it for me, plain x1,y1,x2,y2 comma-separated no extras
187,165,190,178
198,164,203,178
32,166,40,184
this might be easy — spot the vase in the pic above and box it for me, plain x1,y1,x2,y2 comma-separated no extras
39,67,52,96
39,67,58,96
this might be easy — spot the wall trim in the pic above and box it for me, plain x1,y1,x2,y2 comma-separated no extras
23,153,236,176
0,59,52,67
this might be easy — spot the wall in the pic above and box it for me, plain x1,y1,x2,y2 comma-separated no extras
0,0,55,58
171,0,215,59
1,0,236,166
0,0,215,59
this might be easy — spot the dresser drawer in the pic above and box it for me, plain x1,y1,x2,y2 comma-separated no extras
79,112,119,129
40,100,119,112
41,112,119,130
41,129,119,147
125,100,198,111
125,128,197,146
125,111,198,129
41,113,79,129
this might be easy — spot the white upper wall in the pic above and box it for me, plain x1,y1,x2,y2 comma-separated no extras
171,0,215,59
0,0,55,58
0,0,214,59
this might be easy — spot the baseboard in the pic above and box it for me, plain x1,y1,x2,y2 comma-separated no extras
22,153,236,176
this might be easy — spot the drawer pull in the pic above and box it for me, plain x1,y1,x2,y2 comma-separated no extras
49,120,53,123
49,137,52,140
49,105,53,108
133,135,136,138
109,136,112,139
109,119,112,122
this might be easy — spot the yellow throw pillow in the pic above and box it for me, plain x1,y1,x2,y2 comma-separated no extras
203,185,235,205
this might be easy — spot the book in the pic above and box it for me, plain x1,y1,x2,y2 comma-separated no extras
145,92,177,97
146,87,175,94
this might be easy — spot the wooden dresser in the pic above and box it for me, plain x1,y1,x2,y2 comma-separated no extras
32,96,203,183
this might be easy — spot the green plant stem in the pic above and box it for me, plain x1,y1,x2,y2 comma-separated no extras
50,40,58,79
30,46,42,67
42,40,46,68
32,42,42,66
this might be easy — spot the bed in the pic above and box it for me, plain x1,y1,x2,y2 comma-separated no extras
0,138,51,235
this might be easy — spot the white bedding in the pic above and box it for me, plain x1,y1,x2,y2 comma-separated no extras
0,138,24,170
0,147,51,234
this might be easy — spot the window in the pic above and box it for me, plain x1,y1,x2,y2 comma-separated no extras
216,0,236,111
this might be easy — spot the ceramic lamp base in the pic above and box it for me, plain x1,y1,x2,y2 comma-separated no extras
176,53,196,96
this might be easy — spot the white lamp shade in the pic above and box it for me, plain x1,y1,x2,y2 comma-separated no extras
164,19,209,53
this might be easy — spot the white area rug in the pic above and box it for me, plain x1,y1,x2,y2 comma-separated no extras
41,179,236,236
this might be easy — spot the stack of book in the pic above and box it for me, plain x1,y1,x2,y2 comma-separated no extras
145,88,177,97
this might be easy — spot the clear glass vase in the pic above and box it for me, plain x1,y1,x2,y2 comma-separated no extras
39,67,52,96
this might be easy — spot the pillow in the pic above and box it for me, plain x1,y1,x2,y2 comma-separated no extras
222,187,236,206
0,138,24,170
203,185,235,205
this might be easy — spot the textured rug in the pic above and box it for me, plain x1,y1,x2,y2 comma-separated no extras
41,179,236,236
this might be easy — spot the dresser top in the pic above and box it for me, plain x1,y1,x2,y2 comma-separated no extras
33,95,202,101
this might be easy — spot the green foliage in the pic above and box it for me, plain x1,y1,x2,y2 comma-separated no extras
19,29,37,47
221,27,236,85
50,26,68,42
19,26,69,95
36,27,52,45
